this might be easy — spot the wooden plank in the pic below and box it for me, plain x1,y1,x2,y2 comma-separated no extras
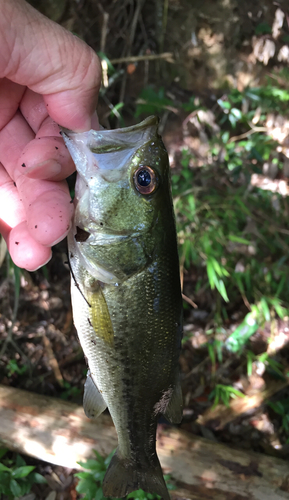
0,385,289,500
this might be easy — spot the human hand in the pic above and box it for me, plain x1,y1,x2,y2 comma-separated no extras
0,0,101,271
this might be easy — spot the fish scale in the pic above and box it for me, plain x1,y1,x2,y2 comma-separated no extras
63,116,183,500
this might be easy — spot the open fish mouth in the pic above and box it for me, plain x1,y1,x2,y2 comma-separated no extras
75,225,148,245
61,116,159,175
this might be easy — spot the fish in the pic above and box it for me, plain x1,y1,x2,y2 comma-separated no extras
62,116,183,500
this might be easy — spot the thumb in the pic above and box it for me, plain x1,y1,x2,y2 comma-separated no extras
0,0,101,131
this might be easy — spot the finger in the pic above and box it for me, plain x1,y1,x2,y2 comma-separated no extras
20,123,75,181
18,90,75,180
19,179,74,246
19,88,49,134
0,111,74,246
0,163,26,234
1,0,101,132
0,163,52,270
0,111,34,182
8,220,52,271
0,78,25,131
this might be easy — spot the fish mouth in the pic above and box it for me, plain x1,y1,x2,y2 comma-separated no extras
62,116,159,145
61,116,160,175
75,225,147,245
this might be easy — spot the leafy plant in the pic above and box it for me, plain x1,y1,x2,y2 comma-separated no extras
209,384,245,408
6,359,28,378
0,449,46,499
246,350,285,378
268,399,289,439
207,338,224,374
171,83,289,332
135,87,176,117
60,380,82,400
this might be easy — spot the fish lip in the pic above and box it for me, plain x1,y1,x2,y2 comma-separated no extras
84,229,149,245
61,116,160,178
61,116,159,138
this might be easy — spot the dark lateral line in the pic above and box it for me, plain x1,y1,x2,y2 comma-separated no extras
66,254,92,308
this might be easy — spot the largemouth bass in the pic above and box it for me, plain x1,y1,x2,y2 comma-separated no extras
63,116,183,500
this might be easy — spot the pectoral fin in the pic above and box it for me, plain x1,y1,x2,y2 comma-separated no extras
83,370,107,419
163,380,183,424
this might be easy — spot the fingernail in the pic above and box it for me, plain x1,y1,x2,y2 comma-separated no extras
24,160,62,179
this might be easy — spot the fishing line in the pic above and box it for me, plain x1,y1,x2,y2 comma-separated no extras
65,254,92,308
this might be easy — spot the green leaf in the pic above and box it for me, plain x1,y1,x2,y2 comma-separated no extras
104,449,115,468
217,99,231,110
268,401,284,415
0,463,11,472
228,387,245,398
78,459,103,471
15,454,26,468
93,450,105,467
217,280,229,302
228,235,251,245
10,478,22,498
255,22,271,35
12,465,35,478
207,343,216,366
226,313,258,353
222,131,230,143
95,487,104,500
30,472,47,484
230,108,242,119
76,478,97,496
260,297,270,322
75,471,93,480
0,448,8,460
207,260,217,289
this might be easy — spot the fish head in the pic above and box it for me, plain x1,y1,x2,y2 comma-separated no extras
63,116,172,283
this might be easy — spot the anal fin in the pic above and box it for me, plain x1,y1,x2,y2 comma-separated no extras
83,370,107,419
164,380,183,424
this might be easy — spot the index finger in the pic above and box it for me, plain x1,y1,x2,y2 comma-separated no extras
19,90,75,181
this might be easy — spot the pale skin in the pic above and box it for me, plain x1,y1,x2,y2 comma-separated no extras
0,0,102,271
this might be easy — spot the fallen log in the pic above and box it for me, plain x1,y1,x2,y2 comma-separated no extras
0,385,289,500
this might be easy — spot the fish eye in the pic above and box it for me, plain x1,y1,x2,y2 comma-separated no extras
133,166,158,194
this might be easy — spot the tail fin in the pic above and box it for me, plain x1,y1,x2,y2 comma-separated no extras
102,448,170,500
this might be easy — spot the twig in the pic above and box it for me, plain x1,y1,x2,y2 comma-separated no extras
182,293,198,309
42,334,64,387
229,126,267,143
97,3,109,53
110,52,174,64
241,293,251,311
160,0,169,53
136,98,178,114
118,0,145,112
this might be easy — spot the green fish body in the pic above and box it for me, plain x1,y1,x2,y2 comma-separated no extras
63,117,183,499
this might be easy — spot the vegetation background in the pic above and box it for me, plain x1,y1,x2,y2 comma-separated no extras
1,0,289,498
